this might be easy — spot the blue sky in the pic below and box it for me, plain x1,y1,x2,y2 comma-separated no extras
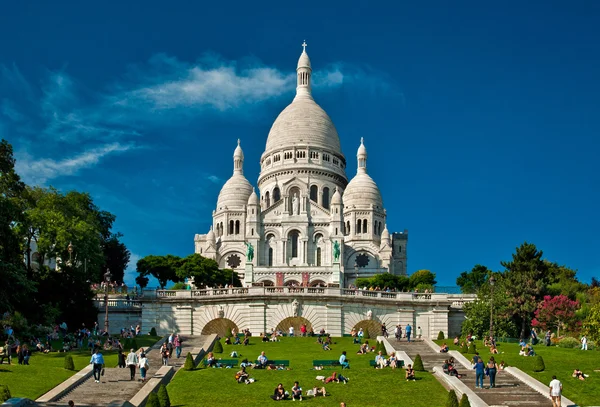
2,1,599,287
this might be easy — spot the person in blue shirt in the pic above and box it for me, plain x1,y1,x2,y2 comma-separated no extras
473,358,485,389
339,351,349,369
90,348,105,383
405,324,412,343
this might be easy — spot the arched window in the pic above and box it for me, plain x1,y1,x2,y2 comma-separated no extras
346,221,350,235
220,222,224,236
310,185,318,202
290,230,299,258
356,219,362,234
235,220,240,235
268,248,273,266
363,219,368,234
316,247,322,266
229,220,234,235
273,187,281,202
379,221,383,235
265,191,270,208
322,187,330,209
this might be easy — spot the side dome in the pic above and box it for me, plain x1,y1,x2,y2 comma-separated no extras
343,173,383,210
331,187,342,205
217,174,253,209
247,188,259,206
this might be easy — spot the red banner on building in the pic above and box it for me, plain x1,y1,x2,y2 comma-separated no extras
276,272,284,287
302,272,310,287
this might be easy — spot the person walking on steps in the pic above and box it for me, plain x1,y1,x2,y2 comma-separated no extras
90,348,105,383
405,324,412,343
126,348,139,380
549,375,562,407
473,357,485,389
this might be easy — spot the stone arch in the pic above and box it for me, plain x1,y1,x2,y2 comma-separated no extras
351,319,383,339
201,318,239,337
284,279,301,286
309,279,327,287
275,316,313,335
219,250,245,270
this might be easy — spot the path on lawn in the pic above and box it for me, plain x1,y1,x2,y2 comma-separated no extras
390,339,551,407
53,335,209,406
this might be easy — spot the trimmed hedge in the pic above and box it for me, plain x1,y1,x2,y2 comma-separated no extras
437,331,445,340
459,393,471,407
413,354,425,371
213,340,223,354
146,392,160,407
557,337,580,349
64,354,75,370
467,342,477,354
183,352,195,371
446,390,459,407
533,355,545,372
158,383,171,407
150,327,157,336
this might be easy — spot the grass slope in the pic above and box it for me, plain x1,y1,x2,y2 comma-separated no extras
169,337,447,407
0,335,160,400
435,339,599,406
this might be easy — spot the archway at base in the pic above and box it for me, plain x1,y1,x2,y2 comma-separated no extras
352,319,383,339
201,318,239,337
275,316,312,335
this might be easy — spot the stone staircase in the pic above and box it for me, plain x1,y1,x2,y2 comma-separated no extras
390,340,551,407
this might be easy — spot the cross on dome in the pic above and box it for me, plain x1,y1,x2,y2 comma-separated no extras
302,40,307,52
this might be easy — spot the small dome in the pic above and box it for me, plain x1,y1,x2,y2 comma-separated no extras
234,139,243,159
297,51,311,69
381,224,390,241
207,226,216,243
247,188,259,206
343,173,383,210
216,174,253,209
331,187,342,205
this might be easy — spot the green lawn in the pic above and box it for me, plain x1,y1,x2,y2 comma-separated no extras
0,335,161,400
435,339,600,407
168,337,447,407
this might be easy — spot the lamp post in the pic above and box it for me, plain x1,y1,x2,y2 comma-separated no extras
104,269,112,334
489,274,496,340
67,241,73,265
354,263,359,286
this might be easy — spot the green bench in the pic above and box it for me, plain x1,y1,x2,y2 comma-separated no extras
313,360,340,369
202,358,238,368
256,359,290,368
369,359,405,368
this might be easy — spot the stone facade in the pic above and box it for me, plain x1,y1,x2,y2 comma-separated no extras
194,43,407,287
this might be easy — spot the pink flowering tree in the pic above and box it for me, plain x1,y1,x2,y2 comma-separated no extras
531,295,579,338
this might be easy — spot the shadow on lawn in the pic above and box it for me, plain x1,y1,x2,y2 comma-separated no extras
0,368,13,373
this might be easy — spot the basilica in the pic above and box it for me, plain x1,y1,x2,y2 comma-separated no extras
194,44,408,287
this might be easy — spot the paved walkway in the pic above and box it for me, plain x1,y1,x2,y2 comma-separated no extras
54,336,209,406
390,339,551,407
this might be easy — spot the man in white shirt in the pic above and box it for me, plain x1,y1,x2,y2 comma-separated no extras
581,335,588,350
289,326,295,337
549,375,562,407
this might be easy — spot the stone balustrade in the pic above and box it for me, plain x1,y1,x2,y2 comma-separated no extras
96,299,142,308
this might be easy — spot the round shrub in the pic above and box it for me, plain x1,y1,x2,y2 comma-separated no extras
437,331,445,340
413,354,425,371
150,327,158,336
364,329,371,339
445,390,459,407
64,354,75,370
183,352,195,371
460,342,468,353
459,393,471,407
0,385,11,403
146,392,160,407
467,342,477,354
213,339,224,354
533,355,545,372
557,337,580,349
158,383,170,407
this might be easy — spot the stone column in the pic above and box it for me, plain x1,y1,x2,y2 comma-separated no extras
247,302,267,335
325,303,343,336
430,307,449,340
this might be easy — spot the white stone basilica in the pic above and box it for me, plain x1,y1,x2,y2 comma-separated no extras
194,43,407,287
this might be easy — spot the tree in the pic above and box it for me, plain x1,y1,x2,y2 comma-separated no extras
545,262,585,300
531,295,579,337
355,274,410,291
456,265,490,294
500,242,548,339
584,302,600,343
413,354,425,371
136,255,182,289
136,274,149,289
445,390,459,407
102,234,130,284
458,394,471,407
176,254,241,288
409,269,436,290
157,384,170,407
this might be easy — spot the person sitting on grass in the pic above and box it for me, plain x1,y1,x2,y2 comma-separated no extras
490,344,499,354
262,333,269,343
257,351,268,368
573,369,587,381
339,351,350,369
291,381,302,401
405,364,416,381
225,336,232,345
388,352,398,369
323,341,332,351
375,351,387,369
439,343,449,353
206,352,217,368
324,371,339,383
337,372,349,383
243,336,250,346
234,335,241,345
356,342,369,355
271,383,288,401
235,367,249,383
453,336,460,346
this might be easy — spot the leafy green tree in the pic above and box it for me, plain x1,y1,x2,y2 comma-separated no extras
136,255,183,288
355,274,410,291
409,269,437,290
500,242,549,339
456,265,490,294
176,254,241,288
102,234,130,284
584,302,600,343
136,274,149,289
445,390,459,407
545,262,585,299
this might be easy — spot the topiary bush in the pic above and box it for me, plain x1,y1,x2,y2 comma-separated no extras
557,337,580,349
157,383,170,407
460,342,468,353
533,355,545,372
437,331,445,340
64,354,75,370
364,329,371,339
413,354,425,371
458,393,471,407
467,342,477,354
183,352,195,371
131,339,138,351
150,327,158,336
0,385,11,403
445,390,459,407
146,392,160,407
376,341,387,356
213,339,223,354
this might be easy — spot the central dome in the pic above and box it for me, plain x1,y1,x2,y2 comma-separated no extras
265,96,342,153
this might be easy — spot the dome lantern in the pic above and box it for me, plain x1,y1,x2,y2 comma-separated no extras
296,40,312,99
357,137,367,174
233,139,244,174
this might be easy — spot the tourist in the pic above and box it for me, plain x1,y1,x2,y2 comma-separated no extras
0,341,11,365
118,349,126,368
16,345,23,365
271,383,288,400
388,352,398,369
289,326,295,337
394,325,401,341
357,328,364,339
90,348,105,383
498,360,507,370
453,336,460,346
405,324,412,343
324,371,339,383
235,366,249,383
375,351,387,369
257,351,268,368
160,343,169,366
581,335,588,350
473,357,485,389
339,351,349,369
340,403,346,407
381,323,388,338
549,375,562,407
300,324,307,337
487,357,498,388
206,352,217,367
291,381,303,401
22,344,30,365
405,364,416,381
490,344,499,354
572,369,587,381
530,327,538,345
439,343,449,353
139,353,149,382
311,386,327,397
126,348,139,380
417,326,422,339
262,333,269,342
356,342,368,355
322,341,332,351
545,330,552,346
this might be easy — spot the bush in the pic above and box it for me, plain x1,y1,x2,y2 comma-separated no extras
557,337,580,349
213,339,224,354
459,393,471,407
158,384,170,407
364,329,371,339
375,341,387,356
437,331,445,340
226,329,233,339
146,392,160,407
64,354,75,370
131,339,138,351
467,342,477,354
183,352,195,371
150,327,158,336
413,354,425,371
445,390,459,407
460,342,468,353
0,385,11,403
533,355,545,372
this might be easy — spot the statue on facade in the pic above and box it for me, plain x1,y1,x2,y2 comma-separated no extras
292,299,300,317
333,240,340,262
366,309,373,320
292,193,299,215
218,305,225,319
245,242,254,262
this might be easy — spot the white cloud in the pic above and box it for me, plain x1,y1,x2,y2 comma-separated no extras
207,175,221,184
123,252,141,286
15,142,136,185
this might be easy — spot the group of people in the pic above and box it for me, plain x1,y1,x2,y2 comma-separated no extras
89,347,149,383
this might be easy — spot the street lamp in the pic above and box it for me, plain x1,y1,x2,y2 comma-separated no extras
354,263,359,287
489,274,496,341
67,242,73,265
104,269,112,334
